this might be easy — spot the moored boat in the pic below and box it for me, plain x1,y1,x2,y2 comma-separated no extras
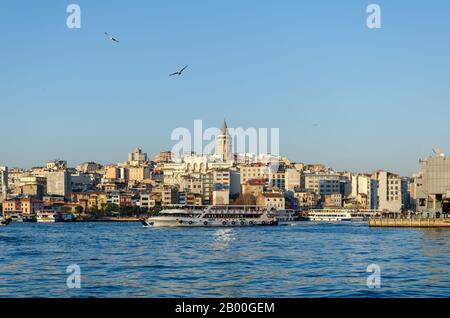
0,217,12,226
302,209,371,222
142,205,278,228
36,210,56,223
7,213,24,223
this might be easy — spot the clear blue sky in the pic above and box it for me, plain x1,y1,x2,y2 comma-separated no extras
1,0,449,176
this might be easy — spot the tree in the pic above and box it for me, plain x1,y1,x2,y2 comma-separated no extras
61,206,72,213
75,206,84,214
104,203,119,212
234,193,256,206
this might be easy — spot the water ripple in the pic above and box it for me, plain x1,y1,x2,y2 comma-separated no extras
0,223,449,297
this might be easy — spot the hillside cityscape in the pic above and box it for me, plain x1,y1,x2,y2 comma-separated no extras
1,120,449,221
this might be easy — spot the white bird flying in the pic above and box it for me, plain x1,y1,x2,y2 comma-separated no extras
105,32,119,43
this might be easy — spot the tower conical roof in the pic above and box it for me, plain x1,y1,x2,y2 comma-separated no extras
220,119,228,134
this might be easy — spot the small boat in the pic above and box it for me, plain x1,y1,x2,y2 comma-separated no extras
0,217,12,226
142,205,278,228
8,213,24,223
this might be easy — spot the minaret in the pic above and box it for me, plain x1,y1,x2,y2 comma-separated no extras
216,119,232,162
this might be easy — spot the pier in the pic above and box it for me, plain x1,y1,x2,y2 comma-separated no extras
369,217,450,228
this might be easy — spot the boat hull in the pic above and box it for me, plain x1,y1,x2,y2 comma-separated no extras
0,218,12,226
303,216,366,222
36,219,56,223
142,217,278,228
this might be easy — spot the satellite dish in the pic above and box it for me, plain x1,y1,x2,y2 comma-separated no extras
433,148,443,156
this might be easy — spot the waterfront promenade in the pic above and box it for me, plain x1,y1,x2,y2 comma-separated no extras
369,217,450,228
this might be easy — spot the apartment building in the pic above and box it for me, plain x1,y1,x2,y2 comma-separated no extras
256,192,285,211
372,170,402,212
2,197,44,215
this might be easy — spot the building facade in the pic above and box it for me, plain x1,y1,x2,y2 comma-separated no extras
414,149,450,212
0,166,8,201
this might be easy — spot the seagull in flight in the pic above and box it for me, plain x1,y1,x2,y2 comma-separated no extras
169,65,188,76
105,32,119,43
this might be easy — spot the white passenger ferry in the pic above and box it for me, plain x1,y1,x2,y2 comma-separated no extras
303,209,371,222
141,205,278,228
36,210,56,223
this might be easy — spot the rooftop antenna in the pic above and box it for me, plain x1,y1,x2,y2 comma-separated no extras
433,148,445,157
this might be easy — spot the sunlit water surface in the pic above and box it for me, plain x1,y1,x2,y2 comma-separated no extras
0,222,449,297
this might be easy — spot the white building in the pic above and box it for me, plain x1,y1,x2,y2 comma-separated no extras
350,174,372,208
372,170,402,212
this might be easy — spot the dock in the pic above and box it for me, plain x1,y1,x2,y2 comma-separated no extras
369,218,450,228
77,217,141,222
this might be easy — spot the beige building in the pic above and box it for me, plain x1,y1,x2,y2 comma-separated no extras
129,167,150,182
302,173,340,195
13,175,47,199
105,166,120,179
256,192,285,211
323,193,342,208
139,193,156,209
155,150,173,164
162,186,179,205
242,179,265,196
239,164,266,185
212,189,230,205
2,197,44,215
285,168,301,191
128,148,148,166
162,155,233,205
294,190,318,209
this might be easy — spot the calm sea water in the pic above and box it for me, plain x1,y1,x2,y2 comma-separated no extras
0,222,449,298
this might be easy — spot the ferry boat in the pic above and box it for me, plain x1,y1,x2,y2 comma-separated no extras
302,209,369,222
270,210,301,225
36,210,56,223
141,205,278,228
